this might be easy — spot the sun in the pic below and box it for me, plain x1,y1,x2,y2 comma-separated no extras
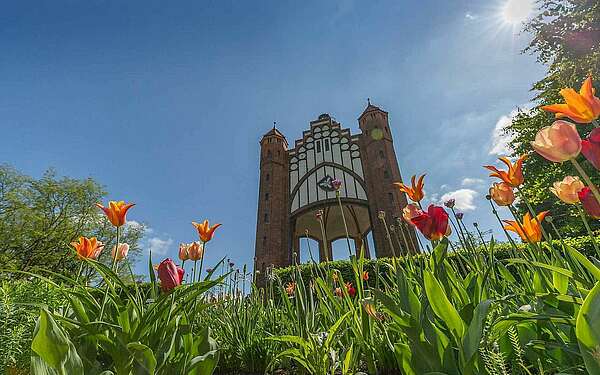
501,0,533,25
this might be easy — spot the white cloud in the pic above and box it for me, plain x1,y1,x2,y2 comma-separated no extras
125,220,153,233
440,189,478,211
461,177,484,187
489,106,532,156
465,12,477,20
147,237,173,255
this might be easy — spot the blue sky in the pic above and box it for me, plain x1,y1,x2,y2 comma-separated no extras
1,1,545,276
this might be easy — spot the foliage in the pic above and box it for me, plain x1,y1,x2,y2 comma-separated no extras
505,0,600,235
0,165,145,278
274,235,600,286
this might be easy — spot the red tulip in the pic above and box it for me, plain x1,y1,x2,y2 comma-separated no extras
410,204,451,241
579,187,600,219
345,282,356,298
157,258,185,293
582,128,600,170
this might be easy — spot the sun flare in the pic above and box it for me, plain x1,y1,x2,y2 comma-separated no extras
501,0,533,25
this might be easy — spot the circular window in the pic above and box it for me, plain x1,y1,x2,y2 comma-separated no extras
371,128,384,140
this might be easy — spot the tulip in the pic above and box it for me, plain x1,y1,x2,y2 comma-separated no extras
191,220,222,243
345,282,356,298
444,199,455,208
111,243,129,261
71,236,104,260
531,121,582,162
394,174,425,202
157,258,185,293
334,287,343,297
331,178,342,191
489,182,515,206
410,205,451,241
582,128,600,170
362,271,369,281
187,241,204,261
178,243,189,261
550,176,585,204
96,201,135,227
455,212,464,220
579,187,600,219
503,211,549,243
542,76,600,124
364,303,384,321
285,282,296,296
484,155,526,187
402,203,423,224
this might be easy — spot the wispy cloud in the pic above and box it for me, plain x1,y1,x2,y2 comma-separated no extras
461,177,484,187
440,189,478,211
489,106,532,156
147,237,173,255
465,12,477,20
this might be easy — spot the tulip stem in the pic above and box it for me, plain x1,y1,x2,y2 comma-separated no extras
198,242,206,283
99,226,120,321
577,204,600,257
336,191,353,258
571,158,600,205
380,216,397,258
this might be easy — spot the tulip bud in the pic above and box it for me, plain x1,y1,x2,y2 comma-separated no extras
111,243,129,261
178,243,189,261
489,182,515,206
550,176,585,204
531,120,582,162
455,212,464,220
582,128,600,170
188,241,204,261
331,178,342,191
157,258,184,292
579,187,600,219
444,199,455,208
377,210,386,220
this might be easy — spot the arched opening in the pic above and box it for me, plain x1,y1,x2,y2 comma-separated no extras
297,237,320,264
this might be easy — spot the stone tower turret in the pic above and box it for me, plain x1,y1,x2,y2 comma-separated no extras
358,101,418,256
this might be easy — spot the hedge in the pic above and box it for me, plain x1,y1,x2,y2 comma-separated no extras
273,235,600,286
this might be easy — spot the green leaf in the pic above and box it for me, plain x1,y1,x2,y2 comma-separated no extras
462,299,493,363
127,342,157,375
576,281,600,374
31,309,84,374
423,270,465,340
566,245,600,281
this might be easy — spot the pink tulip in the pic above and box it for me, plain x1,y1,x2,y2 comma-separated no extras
550,176,585,205
157,258,185,292
582,128,600,170
111,243,129,261
178,243,189,261
531,120,582,162
188,241,204,261
579,187,600,219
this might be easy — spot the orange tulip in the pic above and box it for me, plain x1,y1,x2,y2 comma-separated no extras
550,176,585,204
191,220,222,242
285,282,296,296
394,174,425,202
542,76,600,124
96,201,135,227
484,155,526,187
71,236,104,260
362,271,369,281
503,211,549,243
489,182,515,206
364,302,384,321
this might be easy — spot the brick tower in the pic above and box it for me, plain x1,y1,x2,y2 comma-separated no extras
254,126,290,279
358,101,418,256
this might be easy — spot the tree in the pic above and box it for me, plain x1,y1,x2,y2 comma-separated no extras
0,165,145,278
505,0,600,236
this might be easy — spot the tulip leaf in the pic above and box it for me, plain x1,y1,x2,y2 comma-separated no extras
576,281,600,374
31,309,83,374
424,270,465,341
127,342,157,375
566,244,600,282
462,299,493,363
